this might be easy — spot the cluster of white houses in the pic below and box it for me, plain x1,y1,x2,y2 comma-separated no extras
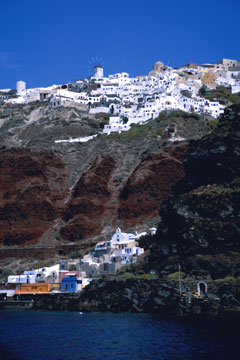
1,58,240,136
80,227,149,277
1,226,210,300
2,228,152,296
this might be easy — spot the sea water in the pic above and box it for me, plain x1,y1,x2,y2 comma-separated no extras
0,310,238,360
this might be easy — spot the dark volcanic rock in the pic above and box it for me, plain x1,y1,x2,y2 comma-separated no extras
32,279,240,317
147,104,240,279
175,104,240,193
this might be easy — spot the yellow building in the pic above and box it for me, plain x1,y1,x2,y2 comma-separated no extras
16,283,52,294
202,72,216,89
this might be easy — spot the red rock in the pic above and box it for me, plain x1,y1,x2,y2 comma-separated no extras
60,155,116,241
118,145,187,225
0,148,68,246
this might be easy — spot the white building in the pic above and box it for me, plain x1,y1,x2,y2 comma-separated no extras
8,272,36,284
16,80,26,95
81,227,145,275
94,65,104,79
103,116,131,134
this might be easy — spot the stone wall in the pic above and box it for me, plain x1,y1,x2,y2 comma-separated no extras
0,244,81,261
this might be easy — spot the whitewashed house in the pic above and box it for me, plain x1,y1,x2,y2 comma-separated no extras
80,227,145,275
103,116,131,134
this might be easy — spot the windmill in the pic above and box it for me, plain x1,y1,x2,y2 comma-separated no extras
87,56,104,78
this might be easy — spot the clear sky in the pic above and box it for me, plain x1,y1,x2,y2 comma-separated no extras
0,0,239,89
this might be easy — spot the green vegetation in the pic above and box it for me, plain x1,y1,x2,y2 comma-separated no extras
168,272,186,280
95,112,109,120
116,261,143,277
0,268,12,281
114,260,159,281
208,118,219,131
82,114,110,131
0,118,25,133
66,248,92,259
100,110,201,141
136,273,158,280
138,233,155,252
69,264,77,271
215,276,240,283
119,272,135,279
199,86,240,105
28,101,46,110
33,260,55,269
66,251,81,259
98,117,109,129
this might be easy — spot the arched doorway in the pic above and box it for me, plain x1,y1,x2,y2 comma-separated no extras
197,282,207,296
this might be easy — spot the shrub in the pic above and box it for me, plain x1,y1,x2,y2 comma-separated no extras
121,272,135,279
33,261,52,270
168,272,186,280
137,273,158,280
225,276,235,282
208,118,219,131
69,264,77,271
229,93,240,105
138,234,155,251
0,268,12,281
67,251,80,259
215,276,236,283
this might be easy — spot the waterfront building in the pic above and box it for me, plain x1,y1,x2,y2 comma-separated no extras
15,283,52,294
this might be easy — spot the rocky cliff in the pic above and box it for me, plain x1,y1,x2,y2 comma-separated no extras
144,104,240,280
0,148,68,246
31,278,240,318
0,102,212,253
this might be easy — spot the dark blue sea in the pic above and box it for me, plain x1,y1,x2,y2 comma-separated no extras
0,310,238,360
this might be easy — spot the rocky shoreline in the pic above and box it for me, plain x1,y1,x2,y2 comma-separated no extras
27,278,240,318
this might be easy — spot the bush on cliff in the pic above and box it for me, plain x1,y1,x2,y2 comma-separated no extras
168,272,186,280
199,86,240,106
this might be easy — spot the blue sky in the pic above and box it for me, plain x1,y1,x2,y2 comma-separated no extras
0,0,239,89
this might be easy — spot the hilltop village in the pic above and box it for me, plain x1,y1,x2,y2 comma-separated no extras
0,59,240,313
1,58,240,143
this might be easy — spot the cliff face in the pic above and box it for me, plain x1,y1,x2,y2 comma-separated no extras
0,148,68,246
0,102,212,252
0,144,188,249
60,154,116,241
32,278,240,318
118,145,187,224
147,105,240,280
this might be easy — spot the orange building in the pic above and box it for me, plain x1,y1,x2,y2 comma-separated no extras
15,283,52,294
202,72,216,88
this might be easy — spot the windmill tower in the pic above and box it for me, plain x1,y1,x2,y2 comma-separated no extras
94,65,104,78
87,56,104,78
